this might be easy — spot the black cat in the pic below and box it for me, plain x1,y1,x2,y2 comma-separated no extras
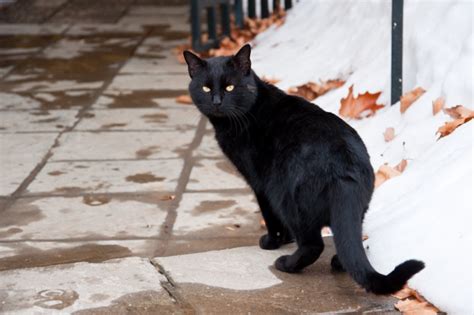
183,44,424,294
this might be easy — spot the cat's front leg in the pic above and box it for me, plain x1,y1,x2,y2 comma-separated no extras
256,193,292,250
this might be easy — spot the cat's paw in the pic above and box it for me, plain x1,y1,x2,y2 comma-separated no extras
330,254,345,272
274,255,299,273
259,234,281,250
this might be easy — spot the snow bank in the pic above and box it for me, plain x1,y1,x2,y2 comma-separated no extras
251,0,473,313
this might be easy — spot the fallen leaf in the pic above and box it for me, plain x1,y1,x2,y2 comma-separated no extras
395,159,408,172
437,116,474,139
432,97,445,115
262,76,281,85
374,159,407,188
362,234,369,241
288,79,345,101
400,87,425,113
175,94,193,105
393,287,413,300
160,194,176,201
383,127,395,142
442,105,474,119
339,85,384,119
393,286,440,314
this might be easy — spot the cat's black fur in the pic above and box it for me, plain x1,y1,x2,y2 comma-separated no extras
183,44,424,295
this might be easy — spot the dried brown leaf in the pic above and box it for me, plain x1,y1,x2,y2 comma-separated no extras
442,105,474,119
160,194,176,201
400,87,425,113
262,76,281,85
175,94,193,105
437,116,474,138
339,85,384,119
383,127,395,142
288,79,345,101
432,97,445,115
374,159,407,188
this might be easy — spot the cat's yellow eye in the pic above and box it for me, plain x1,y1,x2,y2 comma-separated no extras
202,86,211,92
225,85,234,92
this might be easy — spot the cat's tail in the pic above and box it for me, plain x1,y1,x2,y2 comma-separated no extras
330,181,424,295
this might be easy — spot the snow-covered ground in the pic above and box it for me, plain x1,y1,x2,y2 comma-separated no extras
251,1,473,313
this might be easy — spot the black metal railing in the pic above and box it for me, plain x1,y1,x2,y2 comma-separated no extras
190,0,404,106
190,0,292,52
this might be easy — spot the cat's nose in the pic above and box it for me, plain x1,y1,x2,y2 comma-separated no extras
212,95,222,107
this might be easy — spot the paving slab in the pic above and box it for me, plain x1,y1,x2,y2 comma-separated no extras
187,159,248,191
119,56,187,74
193,131,223,158
173,192,261,237
0,24,69,35
0,110,78,132
155,240,398,314
0,133,57,196
25,159,184,195
50,130,194,161
0,240,161,271
0,92,42,111
92,92,190,109
75,107,200,131
0,257,180,314
107,73,189,91
0,195,169,240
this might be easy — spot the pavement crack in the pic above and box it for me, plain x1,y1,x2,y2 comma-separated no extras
149,259,196,313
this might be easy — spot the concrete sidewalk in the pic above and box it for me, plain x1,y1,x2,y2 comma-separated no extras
0,1,398,313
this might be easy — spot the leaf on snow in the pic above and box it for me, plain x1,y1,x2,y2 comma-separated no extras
383,127,395,142
288,79,345,101
374,159,407,188
175,94,193,105
437,105,474,139
262,76,281,85
339,85,384,119
432,97,445,115
400,87,425,113
442,104,474,119
393,286,440,314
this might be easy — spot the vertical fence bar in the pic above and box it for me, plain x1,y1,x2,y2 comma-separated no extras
220,2,231,37
273,0,280,11
284,0,292,10
248,0,256,18
190,0,201,51
261,0,269,18
391,0,404,105
234,0,244,28
207,5,217,46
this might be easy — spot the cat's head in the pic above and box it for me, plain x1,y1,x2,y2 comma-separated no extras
183,44,257,118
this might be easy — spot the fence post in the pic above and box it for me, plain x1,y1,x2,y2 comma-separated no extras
220,2,231,36
190,0,201,50
261,0,269,18
391,0,404,105
248,0,256,18
234,0,244,28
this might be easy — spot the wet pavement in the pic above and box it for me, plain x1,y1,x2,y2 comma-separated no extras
0,1,398,313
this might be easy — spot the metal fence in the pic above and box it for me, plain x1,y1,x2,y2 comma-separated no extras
190,0,404,105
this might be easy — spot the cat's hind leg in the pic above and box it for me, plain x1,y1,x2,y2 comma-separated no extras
331,254,346,272
256,193,293,250
274,233,324,273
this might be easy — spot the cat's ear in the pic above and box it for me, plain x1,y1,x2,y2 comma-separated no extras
183,50,206,78
232,44,251,75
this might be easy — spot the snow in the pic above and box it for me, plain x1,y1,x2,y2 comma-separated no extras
251,0,473,314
